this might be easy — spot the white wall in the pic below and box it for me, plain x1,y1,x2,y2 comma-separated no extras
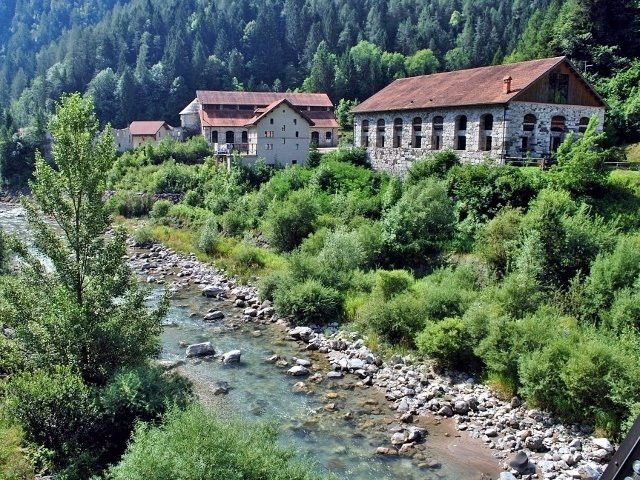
255,104,311,166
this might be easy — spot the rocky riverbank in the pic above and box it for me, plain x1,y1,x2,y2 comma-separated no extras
127,240,613,480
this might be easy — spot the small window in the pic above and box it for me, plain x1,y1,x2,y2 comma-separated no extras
212,130,218,143
361,120,370,147
376,119,385,148
282,138,286,144
326,131,332,140
521,136,529,151
294,119,297,125
432,116,443,150
457,135,466,150
270,118,274,124
523,114,536,132
282,125,286,132
578,117,589,133
295,131,299,138
311,131,319,145
433,116,443,131
458,115,467,131
412,117,422,148
551,116,566,132
296,144,299,150
292,160,297,165
455,116,467,150
393,118,403,148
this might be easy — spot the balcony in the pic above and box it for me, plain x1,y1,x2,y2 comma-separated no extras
213,143,256,155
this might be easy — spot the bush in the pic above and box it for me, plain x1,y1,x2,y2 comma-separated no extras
306,144,322,168
198,216,220,255
152,162,197,194
263,189,317,252
183,189,202,207
274,279,342,325
0,418,34,480
5,367,97,467
373,269,414,300
132,225,154,247
258,271,292,302
357,292,426,345
407,150,460,183
110,191,153,218
416,317,477,368
150,199,172,220
317,228,366,274
475,207,523,276
109,404,328,480
232,244,265,269
382,178,455,263
332,147,367,167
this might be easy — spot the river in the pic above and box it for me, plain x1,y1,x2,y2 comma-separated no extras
0,202,499,480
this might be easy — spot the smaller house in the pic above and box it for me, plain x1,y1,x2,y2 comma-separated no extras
129,121,173,149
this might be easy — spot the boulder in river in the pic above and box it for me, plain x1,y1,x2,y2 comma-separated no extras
213,381,231,395
185,342,215,358
221,350,242,364
289,326,313,341
287,365,310,376
204,310,224,321
202,286,224,297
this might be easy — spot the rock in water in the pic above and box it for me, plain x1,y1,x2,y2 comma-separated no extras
287,365,310,376
221,350,242,364
213,381,230,395
204,310,224,321
202,286,224,297
185,342,215,358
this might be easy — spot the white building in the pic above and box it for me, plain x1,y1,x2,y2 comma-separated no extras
179,90,340,166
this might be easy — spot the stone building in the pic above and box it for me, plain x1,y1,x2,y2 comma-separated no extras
179,90,340,165
352,56,606,175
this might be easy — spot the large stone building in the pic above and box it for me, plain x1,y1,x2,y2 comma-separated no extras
352,56,606,175
179,91,339,166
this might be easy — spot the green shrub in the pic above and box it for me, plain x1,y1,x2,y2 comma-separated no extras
332,147,367,166
183,189,202,207
109,404,328,480
357,292,426,346
355,220,385,268
407,150,460,183
150,199,172,219
382,178,455,263
220,207,250,237
132,225,154,247
198,216,220,255
0,418,34,480
258,271,292,302
110,191,153,218
0,227,8,273
232,244,265,269
318,228,366,274
274,279,342,325
605,288,640,332
306,143,322,168
263,189,318,252
152,162,197,194
5,367,97,467
416,317,477,368
475,207,523,276
0,335,25,377
373,269,414,300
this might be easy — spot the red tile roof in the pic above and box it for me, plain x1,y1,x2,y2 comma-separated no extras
352,56,596,114
245,98,314,126
200,110,254,128
129,121,168,136
196,90,333,108
306,111,340,128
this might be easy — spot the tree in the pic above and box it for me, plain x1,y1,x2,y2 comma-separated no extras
404,49,440,76
20,93,165,384
302,41,337,95
86,68,119,126
335,98,358,130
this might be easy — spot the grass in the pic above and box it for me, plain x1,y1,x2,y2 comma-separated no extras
625,143,640,164
0,416,34,480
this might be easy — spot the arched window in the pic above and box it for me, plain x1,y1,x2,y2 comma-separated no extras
479,114,493,151
412,117,422,148
523,114,536,131
550,115,566,152
578,117,589,134
211,130,218,144
361,120,369,147
311,131,319,145
432,116,443,150
393,118,403,148
376,119,385,148
241,131,248,144
455,115,467,150
225,130,235,144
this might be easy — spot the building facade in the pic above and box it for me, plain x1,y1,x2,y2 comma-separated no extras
352,56,606,175
128,121,177,149
179,91,340,166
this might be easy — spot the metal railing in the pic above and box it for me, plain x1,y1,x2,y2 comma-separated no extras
213,143,255,155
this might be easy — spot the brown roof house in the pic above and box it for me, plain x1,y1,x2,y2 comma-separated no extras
128,121,174,149
352,56,606,174
179,91,340,166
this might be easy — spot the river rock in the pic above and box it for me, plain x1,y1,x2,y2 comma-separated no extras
287,365,310,376
437,405,454,417
185,342,215,357
407,426,427,442
204,310,224,321
156,359,185,370
244,307,258,317
524,435,545,452
376,447,398,456
292,382,308,393
213,381,230,395
327,371,344,379
591,438,613,452
289,326,314,341
296,358,312,367
221,350,242,364
391,432,408,445
348,358,365,370
454,400,470,415
202,286,224,297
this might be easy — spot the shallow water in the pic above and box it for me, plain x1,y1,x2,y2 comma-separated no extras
0,202,497,480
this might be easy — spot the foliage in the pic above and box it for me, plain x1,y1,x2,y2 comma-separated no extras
197,216,220,255
373,269,414,300
306,143,322,168
263,189,318,252
150,199,172,219
0,416,34,480
407,150,460,183
108,404,329,480
274,279,342,325
109,191,154,218
416,317,476,368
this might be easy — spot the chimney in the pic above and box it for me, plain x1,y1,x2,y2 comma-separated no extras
503,75,513,94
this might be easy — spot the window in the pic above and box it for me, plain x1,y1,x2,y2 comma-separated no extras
282,125,286,132
392,118,403,148
295,131,299,138
296,144,299,150
479,114,493,151
548,71,569,104
455,115,467,150
282,138,286,144
361,120,369,147
412,117,422,148
550,115,566,152
578,117,589,133
294,119,297,125
211,130,218,144
270,118,274,124
432,116,443,150
523,114,536,132
241,131,248,143
376,119,385,148
311,131,319,145
326,131,332,140
521,137,529,151
292,160,297,165
265,144,273,150
265,131,274,138
226,131,235,144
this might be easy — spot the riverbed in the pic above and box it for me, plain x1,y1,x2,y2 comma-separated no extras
0,202,500,479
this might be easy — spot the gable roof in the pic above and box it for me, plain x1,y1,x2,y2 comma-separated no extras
245,98,315,126
196,90,333,108
179,98,200,116
352,56,605,114
129,121,168,136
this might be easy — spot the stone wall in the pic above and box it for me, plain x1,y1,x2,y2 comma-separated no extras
354,101,606,176
504,101,605,158
354,106,507,175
